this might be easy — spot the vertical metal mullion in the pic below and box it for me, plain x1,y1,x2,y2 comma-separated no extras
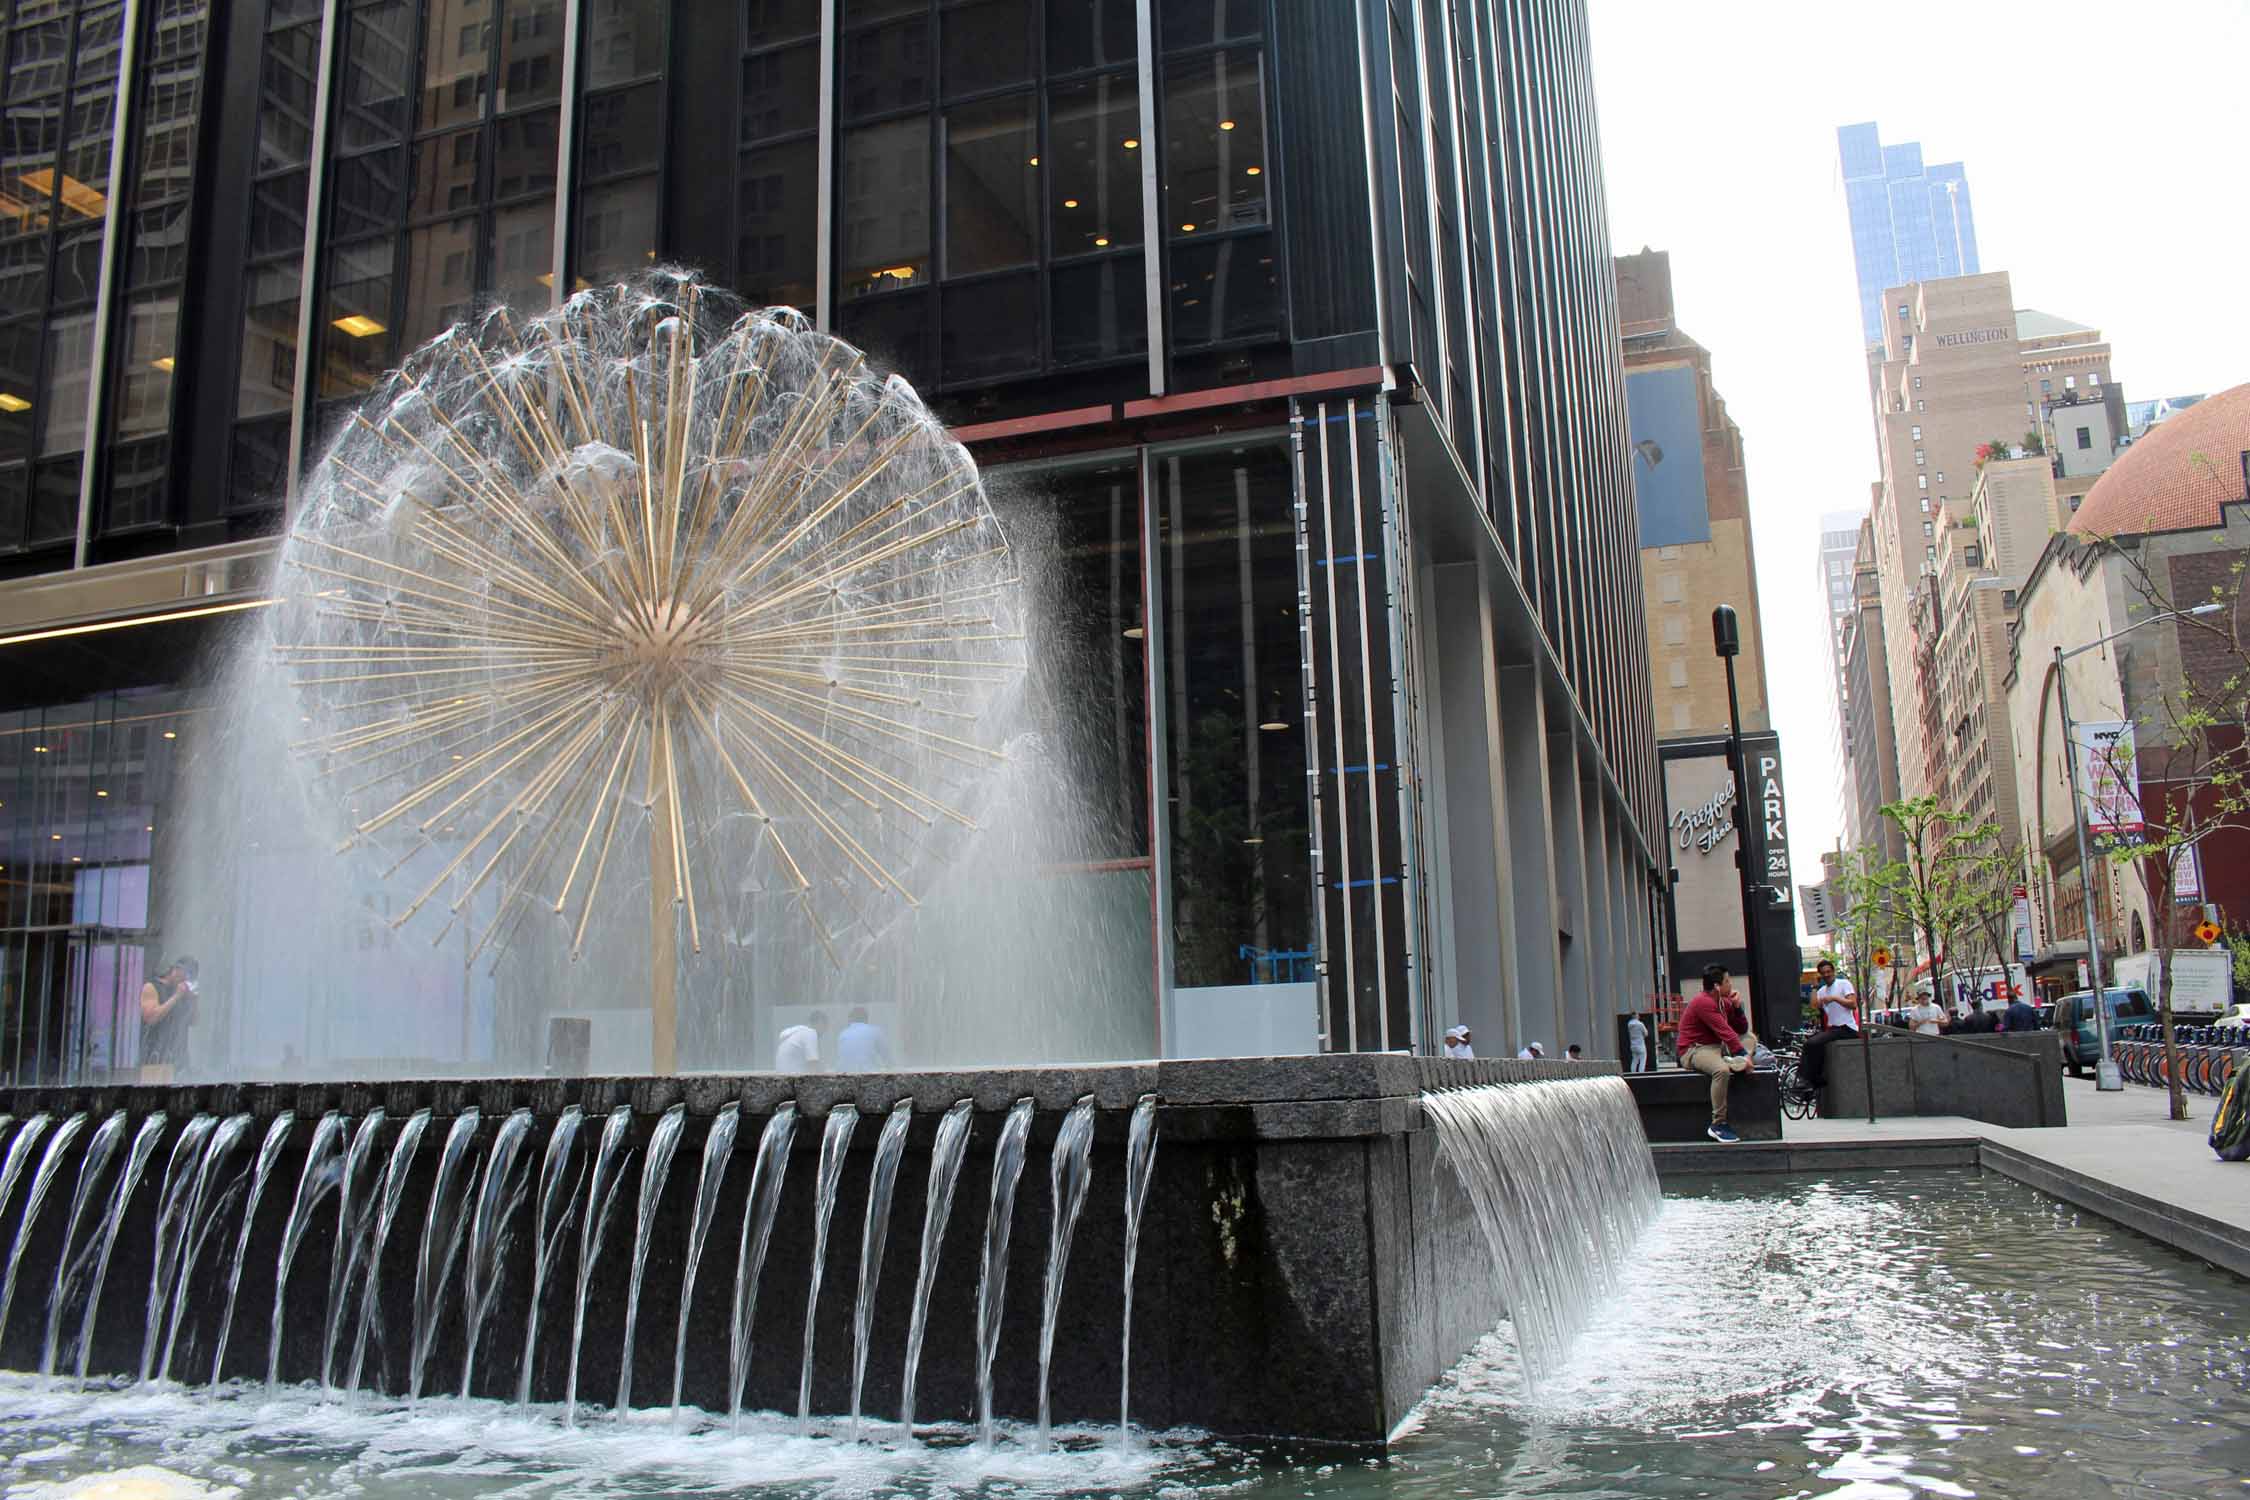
551,0,586,304
1316,401,1357,1048
1290,408,1331,1048
1133,0,1163,394
72,0,148,569
286,0,346,519
814,0,837,327
1351,0,1390,368
1139,448,1173,1054
1346,400,1387,1048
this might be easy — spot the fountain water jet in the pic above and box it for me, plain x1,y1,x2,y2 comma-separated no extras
565,1105,633,1425
460,1107,536,1398
974,1097,1036,1446
670,1100,737,1423
848,1099,913,1439
157,1113,252,1383
1036,1095,1097,1443
797,1104,859,1429
519,1105,584,1408
898,1098,973,1436
267,1110,345,1390
321,1108,386,1390
40,1111,127,1377
0,1112,85,1347
208,1112,295,1388
616,1102,686,1414
77,1113,168,1385
728,1102,797,1430
409,1109,483,1399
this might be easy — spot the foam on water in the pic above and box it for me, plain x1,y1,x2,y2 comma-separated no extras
0,1378,1190,1498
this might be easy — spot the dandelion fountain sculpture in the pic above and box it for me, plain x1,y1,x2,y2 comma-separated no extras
274,273,1026,1067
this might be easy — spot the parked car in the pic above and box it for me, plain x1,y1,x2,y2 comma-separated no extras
2055,987,2159,1072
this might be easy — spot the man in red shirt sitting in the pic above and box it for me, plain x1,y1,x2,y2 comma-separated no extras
1678,963,1757,1143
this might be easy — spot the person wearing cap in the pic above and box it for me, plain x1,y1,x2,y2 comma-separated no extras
1516,1041,1544,1060
1442,1025,1475,1059
139,955,199,1082
1677,963,1755,1143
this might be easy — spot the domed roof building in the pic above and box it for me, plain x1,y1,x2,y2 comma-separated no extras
2006,379,2250,994
2068,382,2250,537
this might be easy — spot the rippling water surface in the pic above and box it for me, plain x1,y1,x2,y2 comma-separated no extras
2,1172,2244,1499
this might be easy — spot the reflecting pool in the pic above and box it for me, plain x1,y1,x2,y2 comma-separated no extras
2,1171,2244,1499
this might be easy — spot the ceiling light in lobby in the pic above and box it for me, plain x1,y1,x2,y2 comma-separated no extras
332,314,386,338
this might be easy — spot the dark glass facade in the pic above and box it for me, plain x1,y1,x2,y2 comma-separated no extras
0,0,1662,1079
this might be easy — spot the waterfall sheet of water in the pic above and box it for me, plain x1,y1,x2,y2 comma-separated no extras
157,1113,255,1383
728,1103,797,1429
797,1105,860,1430
1118,1092,1157,1448
460,1108,536,1399
616,1103,686,1414
345,1109,432,1397
564,1105,633,1426
76,1112,169,1385
898,1098,973,1435
1036,1096,1097,1443
138,1114,214,1383
267,1110,345,1390
848,1100,913,1439
974,1097,1036,1446
1421,1077,1662,1389
0,1112,87,1350
208,1112,296,1388
519,1105,585,1409
671,1101,737,1423
39,1111,127,1376
322,1108,388,1390
409,1110,485,1399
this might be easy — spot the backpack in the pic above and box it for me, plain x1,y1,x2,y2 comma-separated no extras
2213,1056,2250,1163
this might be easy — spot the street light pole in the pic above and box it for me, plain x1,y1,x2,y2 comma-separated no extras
2050,603,2221,1093
1712,605,1768,1036
2053,643,2120,1091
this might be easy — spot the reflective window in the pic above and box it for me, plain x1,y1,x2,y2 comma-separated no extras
840,116,930,295
1046,0,1134,73
0,0,155,552
735,138,817,311
941,0,1030,97
734,1,817,312
944,94,1035,277
569,0,662,288
313,0,564,411
1049,73,1140,252
830,0,1149,386
1157,441,1311,991
1161,48,1264,237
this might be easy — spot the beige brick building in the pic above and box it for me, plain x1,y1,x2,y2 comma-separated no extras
1864,273,2114,805
1617,250,1770,741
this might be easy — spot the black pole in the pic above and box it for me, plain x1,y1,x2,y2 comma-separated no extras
1712,606,1766,1042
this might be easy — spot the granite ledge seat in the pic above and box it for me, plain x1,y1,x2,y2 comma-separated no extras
1623,1067,1782,1142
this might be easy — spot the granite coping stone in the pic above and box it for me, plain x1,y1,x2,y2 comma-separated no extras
0,1054,1613,1126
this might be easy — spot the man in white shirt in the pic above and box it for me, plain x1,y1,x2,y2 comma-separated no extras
1516,1041,1544,1060
1442,1024,1475,1059
1907,996,1946,1035
774,1011,827,1073
1800,960,1860,1090
1626,1014,1649,1072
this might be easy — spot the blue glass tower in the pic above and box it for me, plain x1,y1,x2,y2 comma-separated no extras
1837,123,1981,344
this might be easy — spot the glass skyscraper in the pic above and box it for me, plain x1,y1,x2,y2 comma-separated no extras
1837,122,1980,345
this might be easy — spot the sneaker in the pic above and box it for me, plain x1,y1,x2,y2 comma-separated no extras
1706,1124,1741,1144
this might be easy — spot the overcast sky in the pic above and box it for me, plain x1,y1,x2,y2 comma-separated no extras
1585,0,2250,937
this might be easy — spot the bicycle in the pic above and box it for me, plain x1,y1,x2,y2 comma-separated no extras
1772,1047,1821,1121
